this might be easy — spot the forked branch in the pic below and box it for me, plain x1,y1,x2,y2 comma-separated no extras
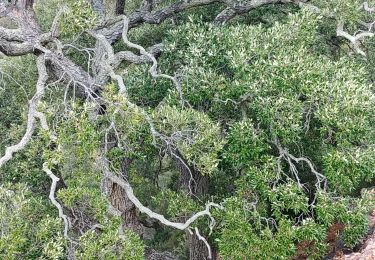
274,139,327,191
337,21,374,56
101,158,222,259
120,16,185,103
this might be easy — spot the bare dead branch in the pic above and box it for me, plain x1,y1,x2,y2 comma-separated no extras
114,43,163,66
120,16,185,103
274,139,327,191
0,28,25,42
50,6,67,37
43,163,71,239
214,7,237,24
96,0,220,43
101,158,223,231
337,21,374,56
0,54,48,168
362,2,375,12
44,50,96,98
193,227,212,259
214,0,294,24
96,0,311,45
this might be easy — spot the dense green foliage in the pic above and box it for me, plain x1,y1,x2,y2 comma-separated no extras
1,0,375,259
0,184,64,259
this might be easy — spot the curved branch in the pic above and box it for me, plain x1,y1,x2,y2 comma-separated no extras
337,21,374,56
214,0,294,25
102,161,223,231
43,163,71,239
0,54,48,168
274,139,327,191
114,43,163,66
194,227,212,259
0,28,25,42
214,7,237,24
0,30,52,56
362,2,375,12
44,50,96,98
37,109,70,240
120,16,185,103
96,0,221,43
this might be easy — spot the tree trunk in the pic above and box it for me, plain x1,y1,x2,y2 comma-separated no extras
173,151,215,260
104,0,124,17
175,152,208,197
115,0,125,15
108,157,143,234
109,182,142,229
187,231,211,260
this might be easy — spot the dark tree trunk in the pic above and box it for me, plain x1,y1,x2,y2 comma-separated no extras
24,0,34,8
14,0,34,9
108,157,143,234
109,182,143,232
173,151,215,260
187,231,211,260
174,151,208,197
115,0,125,15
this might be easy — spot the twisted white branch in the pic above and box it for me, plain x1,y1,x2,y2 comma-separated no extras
43,163,71,239
120,16,185,103
194,227,212,259
92,14,221,259
105,171,222,230
362,2,375,12
0,55,48,168
276,143,327,191
35,103,69,240
101,158,221,259
337,21,374,56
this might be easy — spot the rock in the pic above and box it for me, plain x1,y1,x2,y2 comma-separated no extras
340,234,375,260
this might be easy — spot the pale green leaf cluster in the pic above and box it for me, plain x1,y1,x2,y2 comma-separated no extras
0,184,64,259
153,105,224,175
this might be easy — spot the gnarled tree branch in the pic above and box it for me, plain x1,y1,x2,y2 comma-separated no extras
98,0,304,43
362,1,375,12
0,54,48,168
43,163,71,239
337,21,374,56
101,158,222,230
